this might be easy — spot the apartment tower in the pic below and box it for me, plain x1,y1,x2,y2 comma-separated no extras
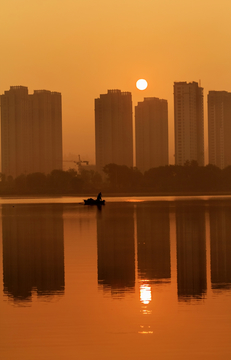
208,91,231,169
1,86,62,178
95,90,133,171
135,97,168,172
174,82,204,166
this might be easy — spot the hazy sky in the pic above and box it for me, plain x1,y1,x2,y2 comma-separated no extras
1,0,231,165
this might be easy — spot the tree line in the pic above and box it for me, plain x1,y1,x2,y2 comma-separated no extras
1,161,231,195
0,169,102,195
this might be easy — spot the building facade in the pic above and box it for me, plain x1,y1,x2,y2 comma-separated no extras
1,86,62,178
95,90,133,171
174,82,204,166
208,91,231,169
135,97,168,172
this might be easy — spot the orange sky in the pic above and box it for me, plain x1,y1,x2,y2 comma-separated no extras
1,0,231,165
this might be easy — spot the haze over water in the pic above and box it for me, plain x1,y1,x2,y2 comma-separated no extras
0,196,231,359
2,0,231,163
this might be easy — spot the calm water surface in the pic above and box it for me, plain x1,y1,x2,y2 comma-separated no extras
0,196,231,359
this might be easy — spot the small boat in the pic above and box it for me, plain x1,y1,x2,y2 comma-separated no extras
84,192,105,206
84,198,105,205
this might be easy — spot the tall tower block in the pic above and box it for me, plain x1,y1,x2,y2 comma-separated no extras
135,97,168,172
208,90,231,169
95,90,133,171
1,86,62,178
174,82,204,166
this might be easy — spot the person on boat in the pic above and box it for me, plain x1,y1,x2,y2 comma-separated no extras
97,192,102,201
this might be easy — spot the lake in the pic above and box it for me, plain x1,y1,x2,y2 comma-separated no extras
0,196,231,359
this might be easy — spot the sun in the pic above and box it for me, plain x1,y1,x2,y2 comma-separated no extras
136,79,148,90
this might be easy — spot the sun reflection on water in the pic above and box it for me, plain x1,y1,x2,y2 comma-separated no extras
139,282,153,334
140,283,152,305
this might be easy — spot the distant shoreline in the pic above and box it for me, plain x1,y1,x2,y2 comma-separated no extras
1,191,231,198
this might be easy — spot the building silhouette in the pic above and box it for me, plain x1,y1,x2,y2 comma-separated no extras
97,203,135,297
2,204,65,302
136,203,171,282
1,86,62,178
95,90,133,171
135,97,168,172
208,91,231,169
175,203,207,301
174,82,204,166
209,203,231,289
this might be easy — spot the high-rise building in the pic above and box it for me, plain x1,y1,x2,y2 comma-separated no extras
95,90,133,171
1,86,62,178
174,82,204,166
208,91,231,169
135,97,168,172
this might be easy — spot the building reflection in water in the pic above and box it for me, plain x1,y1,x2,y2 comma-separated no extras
96,200,231,304
97,203,135,297
2,204,65,303
136,203,171,283
175,203,207,301
209,203,231,290
136,203,170,334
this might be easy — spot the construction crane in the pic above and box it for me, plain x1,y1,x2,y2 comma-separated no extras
76,154,89,167
63,155,89,172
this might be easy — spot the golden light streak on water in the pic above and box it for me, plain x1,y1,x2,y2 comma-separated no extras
140,283,152,305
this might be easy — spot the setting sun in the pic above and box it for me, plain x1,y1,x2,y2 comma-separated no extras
136,79,148,90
